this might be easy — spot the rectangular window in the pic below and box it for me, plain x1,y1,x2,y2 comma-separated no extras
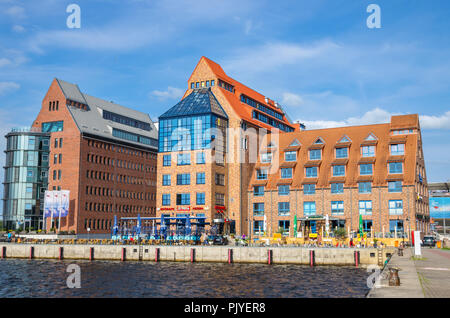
360,164,373,175
309,149,321,160
304,184,316,195
196,192,205,205
363,220,373,232
42,121,63,132
59,138,63,148
390,144,405,156
261,152,272,163
253,203,264,216
176,193,190,205
389,220,404,233
331,201,344,215
162,194,170,206
278,220,290,236
196,172,206,185
336,147,348,158
389,162,403,174
305,166,318,178
190,82,195,89
163,155,171,166
215,193,225,205
361,146,375,157
333,165,345,176
359,200,372,215
389,200,403,215
278,202,290,216
196,152,205,164
388,181,402,193
331,183,344,194
58,154,62,164
54,138,58,149
281,168,293,179
358,182,372,194
211,80,215,86
285,151,297,162
257,169,268,180
278,185,290,196
176,174,190,185
162,174,171,186
177,153,191,165
54,154,58,164
303,201,316,216
215,173,225,186
254,186,265,196
254,220,264,235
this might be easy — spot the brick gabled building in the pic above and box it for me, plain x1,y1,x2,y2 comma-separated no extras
156,57,298,235
32,79,158,234
248,114,430,238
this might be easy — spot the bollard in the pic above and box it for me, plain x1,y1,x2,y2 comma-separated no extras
155,248,160,262
191,248,195,263
388,267,400,286
310,250,315,267
90,247,94,261
59,247,64,260
228,249,233,264
268,249,273,265
30,246,34,259
1,246,5,259
121,247,126,261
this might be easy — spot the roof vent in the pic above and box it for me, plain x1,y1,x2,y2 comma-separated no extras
274,102,279,108
264,97,269,103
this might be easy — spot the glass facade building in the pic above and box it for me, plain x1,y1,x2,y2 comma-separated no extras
2,128,50,230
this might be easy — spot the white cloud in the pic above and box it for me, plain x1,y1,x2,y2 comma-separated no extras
0,82,20,95
0,58,12,67
5,5,25,19
151,86,184,100
12,24,25,33
281,92,304,107
298,107,450,130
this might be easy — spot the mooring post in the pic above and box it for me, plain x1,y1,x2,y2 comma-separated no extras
90,247,94,261
121,247,126,261
268,249,273,265
354,250,360,267
228,249,233,264
155,248,160,262
191,248,195,263
1,246,6,259
310,250,315,267
29,246,34,259
59,247,64,260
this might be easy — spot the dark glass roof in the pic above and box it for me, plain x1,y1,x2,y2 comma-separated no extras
159,88,228,120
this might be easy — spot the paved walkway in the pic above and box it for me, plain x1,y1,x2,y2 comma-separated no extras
367,247,450,298
413,248,450,298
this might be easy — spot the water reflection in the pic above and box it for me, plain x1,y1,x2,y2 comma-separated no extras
0,259,370,298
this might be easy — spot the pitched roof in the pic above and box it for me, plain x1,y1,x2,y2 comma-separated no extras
55,78,158,150
159,88,227,119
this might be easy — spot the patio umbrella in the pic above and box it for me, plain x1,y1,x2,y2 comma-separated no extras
160,214,166,236
136,214,141,235
185,215,191,236
113,215,118,235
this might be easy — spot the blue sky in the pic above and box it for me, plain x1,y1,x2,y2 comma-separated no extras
0,0,449,188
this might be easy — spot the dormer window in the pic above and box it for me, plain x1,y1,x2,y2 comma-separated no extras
289,139,300,147
338,135,351,143
314,137,324,144
365,133,377,141
336,147,348,159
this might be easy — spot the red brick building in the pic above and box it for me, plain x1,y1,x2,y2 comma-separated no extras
32,79,158,235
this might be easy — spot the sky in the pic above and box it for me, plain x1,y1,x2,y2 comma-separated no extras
0,0,449,208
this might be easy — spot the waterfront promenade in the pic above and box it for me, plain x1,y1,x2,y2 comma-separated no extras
367,248,450,298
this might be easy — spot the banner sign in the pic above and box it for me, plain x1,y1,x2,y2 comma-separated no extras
43,190,70,218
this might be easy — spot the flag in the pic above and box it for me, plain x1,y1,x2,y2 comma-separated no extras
359,214,364,236
293,215,297,237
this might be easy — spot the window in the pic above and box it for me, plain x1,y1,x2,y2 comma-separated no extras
254,186,265,196
26,186,33,193
103,110,151,131
257,169,268,180
163,155,171,166
278,185,290,195
190,82,195,89
162,174,171,186
42,121,63,132
359,200,372,215
254,220,264,235
390,144,405,156
359,182,372,194
54,154,58,164
215,173,225,186
338,136,351,143
177,153,191,165
211,80,215,86
215,193,225,205
253,203,264,216
360,164,373,175
389,200,403,215
195,82,199,88
58,170,61,180
304,184,316,195
281,168,292,179
196,172,206,184
331,183,344,194
59,138,63,148
176,193,190,205
58,154,62,164
196,192,205,205
363,220,373,232
289,139,300,147
389,220,404,233
388,181,402,193
336,147,348,158
285,151,297,162
305,166,318,178
196,152,205,164
331,201,344,215
278,202,290,216
333,165,345,176
278,220,290,236
162,194,170,206
261,153,272,163
176,174,190,185
361,145,375,157
54,138,58,149
309,149,321,160
389,162,403,174
304,201,316,216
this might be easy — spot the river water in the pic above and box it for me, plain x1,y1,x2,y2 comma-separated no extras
0,259,370,297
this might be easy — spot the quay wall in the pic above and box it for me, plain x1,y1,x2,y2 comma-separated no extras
0,244,395,266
